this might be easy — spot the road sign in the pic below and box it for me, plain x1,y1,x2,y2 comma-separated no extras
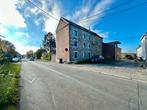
65,48,68,52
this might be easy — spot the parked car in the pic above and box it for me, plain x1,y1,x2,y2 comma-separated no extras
12,57,21,62
29,57,35,61
90,56,104,63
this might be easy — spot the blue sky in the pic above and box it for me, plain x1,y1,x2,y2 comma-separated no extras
0,0,147,54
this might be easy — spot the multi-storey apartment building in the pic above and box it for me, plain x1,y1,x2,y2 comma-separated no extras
56,17,103,62
137,33,147,61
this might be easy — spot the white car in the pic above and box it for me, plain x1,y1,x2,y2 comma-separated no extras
12,57,20,62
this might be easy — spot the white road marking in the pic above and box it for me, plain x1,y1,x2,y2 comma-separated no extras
52,93,57,108
29,77,36,83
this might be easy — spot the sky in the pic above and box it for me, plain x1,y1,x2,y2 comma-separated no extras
0,0,147,54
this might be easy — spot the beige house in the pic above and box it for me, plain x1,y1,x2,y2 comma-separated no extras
56,17,103,63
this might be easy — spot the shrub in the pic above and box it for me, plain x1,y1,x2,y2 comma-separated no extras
125,54,134,60
0,64,20,109
41,52,51,61
35,49,46,59
74,60,90,64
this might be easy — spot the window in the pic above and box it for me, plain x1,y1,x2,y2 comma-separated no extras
88,43,91,48
83,42,86,48
88,52,90,58
72,29,78,37
74,51,78,58
83,52,85,57
74,41,78,47
83,33,86,39
87,34,90,40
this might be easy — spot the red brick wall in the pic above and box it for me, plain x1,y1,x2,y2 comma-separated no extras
56,20,70,62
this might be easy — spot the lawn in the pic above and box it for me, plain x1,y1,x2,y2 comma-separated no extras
0,63,21,110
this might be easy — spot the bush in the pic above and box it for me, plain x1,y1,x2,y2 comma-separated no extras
74,60,90,64
0,64,21,109
35,49,46,59
41,52,51,61
125,54,134,60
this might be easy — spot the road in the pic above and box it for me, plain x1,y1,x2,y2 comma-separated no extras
20,61,147,110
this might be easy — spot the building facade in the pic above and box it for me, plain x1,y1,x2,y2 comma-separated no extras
56,17,103,62
137,33,147,61
103,41,121,60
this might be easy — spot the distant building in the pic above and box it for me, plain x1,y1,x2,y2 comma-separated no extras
137,33,147,61
56,17,103,62
103,41,121,60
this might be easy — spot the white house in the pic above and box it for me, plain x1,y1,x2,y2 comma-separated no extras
137,33,147,61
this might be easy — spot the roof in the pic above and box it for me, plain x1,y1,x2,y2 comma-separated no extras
140,32,147,41
60,17,103,39
105,41,121,45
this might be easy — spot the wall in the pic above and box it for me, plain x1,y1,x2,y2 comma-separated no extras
69,25,102,62
56,20,70,62
103,43,115,59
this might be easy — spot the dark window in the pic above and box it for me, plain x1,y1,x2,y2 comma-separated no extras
83,42,86,48
88,52,90,58
74,52,78,58
74,41,77,47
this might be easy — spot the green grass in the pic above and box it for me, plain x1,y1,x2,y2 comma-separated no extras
0,63,21,110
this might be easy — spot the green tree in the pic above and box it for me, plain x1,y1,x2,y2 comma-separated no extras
26,50,34,58
42,32,56,54
35,48,46,59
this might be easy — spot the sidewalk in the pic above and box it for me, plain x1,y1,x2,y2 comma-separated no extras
65,64,147,83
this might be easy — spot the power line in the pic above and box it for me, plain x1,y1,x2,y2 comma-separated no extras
79,0,135,22
107,36,140,40
27,0,59,21
80,1,147,23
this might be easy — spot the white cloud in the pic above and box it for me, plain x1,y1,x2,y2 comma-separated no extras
0,24,37,54
15,32,31,39
22,0,60,35
0,24,7,34
0,0,26,27
14,41,39,54
44,3,60,34
3,31,39,54
92,29,109,38
77,0,113,28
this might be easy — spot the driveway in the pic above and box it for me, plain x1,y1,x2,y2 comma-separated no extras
20,61,147,110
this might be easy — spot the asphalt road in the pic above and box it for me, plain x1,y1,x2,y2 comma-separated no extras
20,61,147,110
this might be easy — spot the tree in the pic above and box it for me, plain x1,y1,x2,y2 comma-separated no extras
42,32,56,54
35,48,46,59
0,39,16,63
26,50,34,58
0,39,15,52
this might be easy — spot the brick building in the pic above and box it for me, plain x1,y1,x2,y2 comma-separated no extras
56,17,103,63
103,41,121,60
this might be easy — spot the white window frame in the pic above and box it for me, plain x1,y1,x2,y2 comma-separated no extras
88,43,91,49
83,32,86,39
83,52,85,57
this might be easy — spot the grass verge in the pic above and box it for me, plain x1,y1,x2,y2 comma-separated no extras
0,63,21,110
